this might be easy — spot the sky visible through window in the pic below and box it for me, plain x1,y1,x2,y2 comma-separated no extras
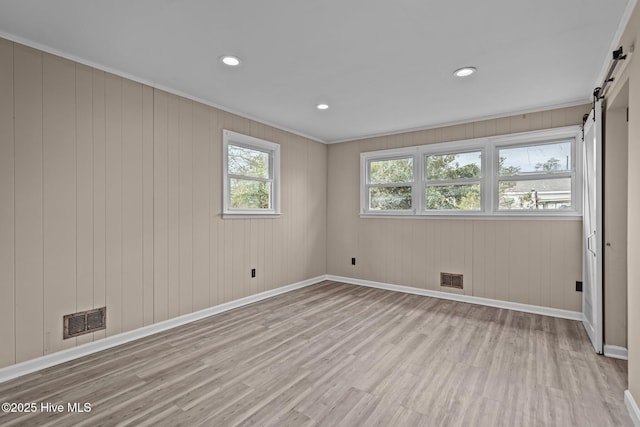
499,142,571,175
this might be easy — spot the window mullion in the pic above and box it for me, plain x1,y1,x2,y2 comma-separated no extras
497,171,574,182
228,174,272,183
424,177,482,186
415,153,422,214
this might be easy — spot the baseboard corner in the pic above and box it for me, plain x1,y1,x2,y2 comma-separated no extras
625,390,640,427
603,344,628,360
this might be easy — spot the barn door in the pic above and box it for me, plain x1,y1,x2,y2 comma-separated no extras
582,100,603,354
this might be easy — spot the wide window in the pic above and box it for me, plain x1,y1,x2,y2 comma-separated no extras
223,130,280,217
360,126,581,218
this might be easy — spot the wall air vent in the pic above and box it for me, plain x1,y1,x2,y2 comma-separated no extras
440,272,463,289
63,307,106,339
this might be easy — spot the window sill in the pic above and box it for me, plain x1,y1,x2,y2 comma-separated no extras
360,213,582,221
222,213,281,220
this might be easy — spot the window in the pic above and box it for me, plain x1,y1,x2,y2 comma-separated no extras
365,157,414,212
497,141,574,211
223,130,280,217
424,151,482,211
360,126,581,218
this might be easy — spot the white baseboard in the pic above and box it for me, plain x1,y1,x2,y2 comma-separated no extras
604,344,629,360
326,275,583,321
626,390,640,427
0,274,588,384
0,275,326,384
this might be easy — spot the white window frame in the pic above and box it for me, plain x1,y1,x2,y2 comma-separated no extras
363,154,417,215
422,145,487,214
360,126,582,219
223,129,280,218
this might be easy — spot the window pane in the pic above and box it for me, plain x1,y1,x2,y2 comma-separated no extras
228,144,270,178
230,178,271,209
369,158,413,184
425,151,481,180
499,142,571,176
499,178,571,210
425,184,481,210
369,186,412,210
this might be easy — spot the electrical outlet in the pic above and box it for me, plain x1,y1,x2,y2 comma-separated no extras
576,281,582,292
251,268,256,278
351,258,356,265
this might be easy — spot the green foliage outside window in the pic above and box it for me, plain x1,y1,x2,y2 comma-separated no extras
369,186,412,210
228,145,271,209
425,184,481,210
425,153,481,210
369,158,414,183
368,158,413,210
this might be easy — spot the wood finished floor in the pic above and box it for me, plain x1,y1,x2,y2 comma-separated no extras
0,281,632,427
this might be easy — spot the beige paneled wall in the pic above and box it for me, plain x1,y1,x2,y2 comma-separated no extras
628,51,640,413
0,37,14,367
0,38,327,369
604,99,628,349
617,0,640,405
327,105,591,312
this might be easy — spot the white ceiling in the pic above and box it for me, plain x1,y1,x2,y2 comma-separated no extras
0,0,631,143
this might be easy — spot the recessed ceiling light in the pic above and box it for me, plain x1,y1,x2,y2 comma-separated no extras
316,103,330,110
220,55,241,66
453,66,477,77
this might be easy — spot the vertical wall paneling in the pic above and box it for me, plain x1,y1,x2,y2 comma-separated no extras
525,222,544,307
493,223,510,302
153,91,169,322
14,45,44,363
92,69,107,341
243,218,252,297
624,13,640,399
121,80,144,332
0,39,15,366
104,74,123,336
408,220,422,289
294,139,309,282
210,108,221,307
231,219,244,300
75,64,94,346
463,221,474,295
192,103,210,311
507,222,529,304
167,94,180,318
604,97,629,347
42,54,77,353
142,86,154,326
178,99,193,315
311,141,328,278
283,132,295,285
256,219,265,295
